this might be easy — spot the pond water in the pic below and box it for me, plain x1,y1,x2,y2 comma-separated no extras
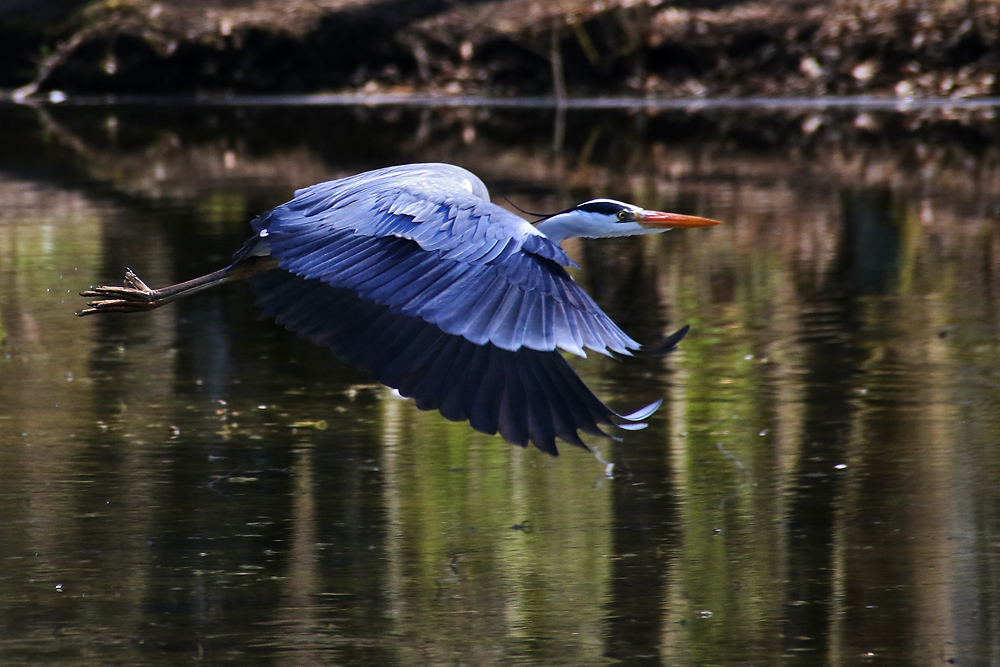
1,101,999,666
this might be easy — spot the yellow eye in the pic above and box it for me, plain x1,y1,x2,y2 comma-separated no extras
617,210,629,221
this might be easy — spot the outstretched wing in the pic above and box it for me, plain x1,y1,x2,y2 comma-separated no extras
250,163,640,358
248,269,659,455
239,163,668,453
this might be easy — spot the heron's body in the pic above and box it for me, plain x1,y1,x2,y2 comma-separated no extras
81,163,718,454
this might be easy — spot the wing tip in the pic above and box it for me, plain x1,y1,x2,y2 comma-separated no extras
618,398,663,422
639,324,691,355
616,422,650,431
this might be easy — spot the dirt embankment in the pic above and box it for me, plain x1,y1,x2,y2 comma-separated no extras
5,0,1000,100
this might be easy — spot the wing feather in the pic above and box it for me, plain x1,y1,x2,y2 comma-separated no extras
522,352,585,449
233,164,681,452
435,338,478,423
549,301,585,357
253,164,639,356
512,290,544,351
483,287,526,350
442,275,510,343
248,269,661,454
496,354,529,447
464,345,499,433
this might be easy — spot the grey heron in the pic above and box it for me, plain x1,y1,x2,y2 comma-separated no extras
80,163,719,455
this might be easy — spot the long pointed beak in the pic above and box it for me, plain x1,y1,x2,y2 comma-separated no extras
638,210,721,229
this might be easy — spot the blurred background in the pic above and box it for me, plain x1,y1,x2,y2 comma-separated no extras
1,1,999,666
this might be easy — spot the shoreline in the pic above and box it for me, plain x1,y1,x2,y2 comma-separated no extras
4,0,999,103
8,92,1000,110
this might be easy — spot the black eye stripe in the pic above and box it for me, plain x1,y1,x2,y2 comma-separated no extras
575,200,627,215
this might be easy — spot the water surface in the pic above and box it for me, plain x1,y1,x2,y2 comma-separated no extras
1,102,999,666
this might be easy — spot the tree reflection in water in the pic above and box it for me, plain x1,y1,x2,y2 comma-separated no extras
0,102,997,666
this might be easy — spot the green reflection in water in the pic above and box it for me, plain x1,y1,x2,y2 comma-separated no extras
666,232,786,664
378,404,613,665
1,105,1000,666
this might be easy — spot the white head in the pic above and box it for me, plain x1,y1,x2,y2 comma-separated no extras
534,198,719,243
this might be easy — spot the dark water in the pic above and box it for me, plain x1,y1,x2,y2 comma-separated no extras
1,102,999,666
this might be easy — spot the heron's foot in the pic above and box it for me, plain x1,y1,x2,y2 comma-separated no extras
78,268,160,316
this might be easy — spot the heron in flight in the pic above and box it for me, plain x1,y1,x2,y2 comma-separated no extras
80,163,719,454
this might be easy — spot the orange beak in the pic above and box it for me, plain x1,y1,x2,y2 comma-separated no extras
637,210,721,229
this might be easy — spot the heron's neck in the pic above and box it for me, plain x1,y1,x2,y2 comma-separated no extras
535,211,656,243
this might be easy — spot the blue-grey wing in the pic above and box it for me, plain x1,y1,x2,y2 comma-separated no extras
250,165,639,356
248,269,659,454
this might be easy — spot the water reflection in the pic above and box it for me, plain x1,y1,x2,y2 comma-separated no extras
1,103,999,665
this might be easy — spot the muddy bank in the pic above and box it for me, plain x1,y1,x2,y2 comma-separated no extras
5,0,999,100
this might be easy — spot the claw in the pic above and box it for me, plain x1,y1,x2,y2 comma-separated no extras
124,268,151,291
76,261,260,317
76,270,158,316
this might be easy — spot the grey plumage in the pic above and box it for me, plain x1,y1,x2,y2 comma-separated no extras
244,163,638,358
238,163,656,454
81,162,719,454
